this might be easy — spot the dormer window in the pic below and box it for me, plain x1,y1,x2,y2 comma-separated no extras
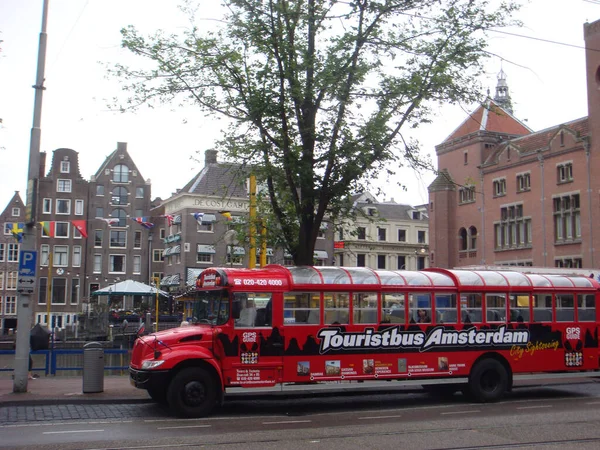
60,160,70,173
412,211,421,220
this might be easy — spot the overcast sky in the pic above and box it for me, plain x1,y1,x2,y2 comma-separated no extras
1,0,599,212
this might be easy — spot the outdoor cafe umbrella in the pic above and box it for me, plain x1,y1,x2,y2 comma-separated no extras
91,280,169,297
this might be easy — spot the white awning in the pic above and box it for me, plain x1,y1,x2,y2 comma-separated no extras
173,214,182,224
201,214,216,224
170,245,181,255
228,246,245,255
163,247,172,256
314,250,328,260
197,244,216,254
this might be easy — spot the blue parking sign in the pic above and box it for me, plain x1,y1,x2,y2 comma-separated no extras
18,250,37,277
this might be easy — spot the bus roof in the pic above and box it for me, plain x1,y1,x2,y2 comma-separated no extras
196,265,599,290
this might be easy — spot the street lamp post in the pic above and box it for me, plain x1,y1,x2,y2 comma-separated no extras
153,277,160,332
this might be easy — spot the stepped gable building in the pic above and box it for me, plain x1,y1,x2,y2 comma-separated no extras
428,18,600,270
0,192,25,334
154,149,334,295
334,192,429,270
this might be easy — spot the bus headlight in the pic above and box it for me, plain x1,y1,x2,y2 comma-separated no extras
141,359,165,370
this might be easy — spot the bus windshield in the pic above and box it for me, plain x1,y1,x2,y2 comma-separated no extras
191,289,229,325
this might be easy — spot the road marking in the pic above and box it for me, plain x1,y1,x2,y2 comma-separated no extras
157,425,212,430
441,410,481,415
262,419,312,425
585,401,600,405
516,405,552,410
358,414,403,420
43,429,104,434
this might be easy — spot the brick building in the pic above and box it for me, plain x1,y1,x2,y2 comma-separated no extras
429,18,600,270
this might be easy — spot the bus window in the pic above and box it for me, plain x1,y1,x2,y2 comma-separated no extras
409,293,431,323
324,292,349,324
382,293,405,324
556,294,574,322
435,293,457,323
509,294,530,322
485,293,506,323
578,294,596,321
353,292,378,324
284,292,320,325
533,293,553,322
460,293,482,323
233,293,272,328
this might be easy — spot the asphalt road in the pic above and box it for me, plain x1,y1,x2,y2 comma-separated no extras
2,383,600,449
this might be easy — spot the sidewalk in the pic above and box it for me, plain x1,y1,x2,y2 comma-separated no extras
1,373,599,408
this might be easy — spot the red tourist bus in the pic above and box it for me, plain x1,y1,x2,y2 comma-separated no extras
129,265,600,417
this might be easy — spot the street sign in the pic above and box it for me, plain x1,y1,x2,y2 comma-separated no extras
17,250,37,294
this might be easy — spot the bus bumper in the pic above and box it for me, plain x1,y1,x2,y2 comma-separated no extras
129,367,170,390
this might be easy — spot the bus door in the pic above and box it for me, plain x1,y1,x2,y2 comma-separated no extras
221,292,283,387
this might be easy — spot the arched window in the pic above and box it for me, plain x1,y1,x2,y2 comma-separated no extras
459,228,468,251
111,187,129,205
111,208,127,227
469,226,478,250
113,164,129,183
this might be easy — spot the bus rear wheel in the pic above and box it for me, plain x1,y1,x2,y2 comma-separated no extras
167,367,218,417
467,358,508,402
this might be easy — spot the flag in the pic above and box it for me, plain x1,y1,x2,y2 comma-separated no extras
132,217,154,229
219,210,232,221
39,221,55,237
163,214,174,227
192,212,204,225
11,222,24,243
72,220,88,238
99,218,120,227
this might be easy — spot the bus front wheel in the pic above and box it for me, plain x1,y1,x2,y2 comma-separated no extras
167,367,218,417
467,358,508,402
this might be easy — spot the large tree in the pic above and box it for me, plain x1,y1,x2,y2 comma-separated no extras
112,0,519,265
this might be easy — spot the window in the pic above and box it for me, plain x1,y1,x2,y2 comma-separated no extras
53,245,69,267
283,292,320,325
134,231,142,249
357,227,366,240
494,203,532,250
459,228,468,251
5,296,16,315
133,255,141,274
486,294,506,322
533,294,552,322
136,187,144,198
459,186,475,204
96,185,105,196
42,198,52,214
11,207,20,216
398,255,406,269
0,272,3,290
418,230,426,244
0,243,4,262
377,227,387,241
197,252,214,263
111,208,127,227
57,179,72,193
357,253,366,267
4,223,13,235
464,151,468,165
554,193,581,243
460,293,482,323
417,256,426,270
435,293,457,324
51,278,67,304
110,230,127,248
197,221,214,233
557,162,573,183
7,271,18,289
232,292,272,328
160,228,166,239
577,294,596,322
96,207,104,218
556,294,575,322
71,279,80,304
412,211,421,220
555,258,583,269
113,164,129,183
354,292,378,324
153,249,164,262
469,226,477,250
377,255,386,269
516,173,531,192
72,246,82,267
226,247,244,265
283,255,294,266
109,255,125,273
493,178,506,197
93,255,102,273
111,187,129,205
40,245,49,266
398,229,406,242
56,199,71,215
409,293,432,323
75,199,84,215
323,292,349,324
38,278,47,304
94,230,103,247
60,160,70,173
55,222,69,238
7,244,19,262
